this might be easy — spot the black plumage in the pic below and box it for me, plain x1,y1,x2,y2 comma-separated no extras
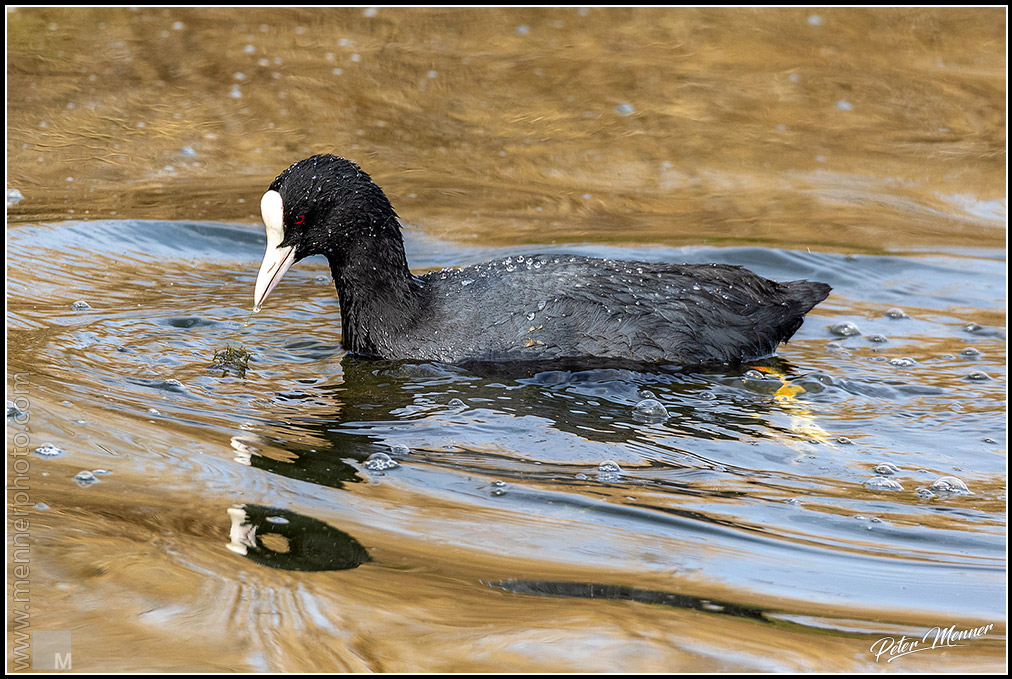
257,154,831,366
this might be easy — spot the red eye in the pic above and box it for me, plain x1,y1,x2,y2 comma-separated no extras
294,215,305,224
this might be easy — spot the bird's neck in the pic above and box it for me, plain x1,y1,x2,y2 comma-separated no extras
327,235,423,357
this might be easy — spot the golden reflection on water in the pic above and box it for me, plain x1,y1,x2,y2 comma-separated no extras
6,6,1006,673
7,7,1005,250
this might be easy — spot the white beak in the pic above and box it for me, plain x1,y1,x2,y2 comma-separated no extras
254,190,295,309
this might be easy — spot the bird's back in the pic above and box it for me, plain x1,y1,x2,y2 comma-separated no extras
399,254,830,365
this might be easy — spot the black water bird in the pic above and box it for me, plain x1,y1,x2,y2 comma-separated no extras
254,154,830,366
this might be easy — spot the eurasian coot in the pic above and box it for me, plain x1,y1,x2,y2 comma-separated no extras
254,154,830,366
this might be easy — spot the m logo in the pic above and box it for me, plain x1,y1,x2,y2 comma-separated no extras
32,631,72,670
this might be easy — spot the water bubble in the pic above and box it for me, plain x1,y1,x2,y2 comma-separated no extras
389,443,410,456
865,477,903,492
830,322,861,337
74,470,99,487
266,515,290,524
837,436,853,445
632,398,668,422
364,452,398,471
885,308,909,319
615,103,635,115
916,488,935,499
574,473,588,481
963,322,982,333
867,334,888,343
888,357,916,367
874,462,899,476
960,347,982,358
180,145,197,156
598,460,622,473
72,300,91,310
35,502,49,511
490,487,507,497
785,497,802,505
743,369,765,380
7,188,24,206
447,398,465,407
34,444,66,458
966,371,991,381
597,467,623,483
929,476,970,494
7,401,25,418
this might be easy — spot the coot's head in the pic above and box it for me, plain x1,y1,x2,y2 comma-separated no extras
254,154,399,308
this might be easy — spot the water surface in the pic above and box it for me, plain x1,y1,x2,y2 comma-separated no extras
6,7,1006,673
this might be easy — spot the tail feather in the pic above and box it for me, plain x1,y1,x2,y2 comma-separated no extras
785,280,832,314
777,280,831,345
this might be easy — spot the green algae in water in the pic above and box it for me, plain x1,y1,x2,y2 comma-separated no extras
213,343,252,378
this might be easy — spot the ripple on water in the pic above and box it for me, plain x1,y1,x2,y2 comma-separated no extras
5,217,1007,662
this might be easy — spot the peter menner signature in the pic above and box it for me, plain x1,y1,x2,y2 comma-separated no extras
871,623,995,662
